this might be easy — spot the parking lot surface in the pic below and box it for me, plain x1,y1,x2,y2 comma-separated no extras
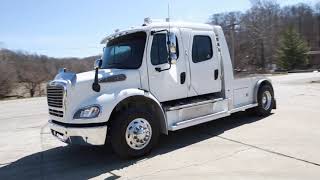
0,72,320,180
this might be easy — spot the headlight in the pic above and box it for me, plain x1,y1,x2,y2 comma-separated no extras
73,105,101,119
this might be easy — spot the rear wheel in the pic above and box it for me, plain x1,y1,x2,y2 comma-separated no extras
254,85,274,116
110,108,160,159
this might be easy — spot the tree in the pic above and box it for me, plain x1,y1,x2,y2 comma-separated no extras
0,49,16,98
208,1,319,73
15,57,48,97
0,65,14,98
0,48,98,99
242,0,281,70
277,27,309,70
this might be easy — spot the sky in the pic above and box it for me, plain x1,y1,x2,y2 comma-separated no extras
0,0,318,58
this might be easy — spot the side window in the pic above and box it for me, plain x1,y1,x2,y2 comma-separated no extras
151,34,179,65
192,35,213,63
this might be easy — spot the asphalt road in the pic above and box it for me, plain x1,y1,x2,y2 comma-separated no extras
0,72,320,180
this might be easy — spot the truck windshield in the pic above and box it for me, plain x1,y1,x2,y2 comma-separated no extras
101,32,146,69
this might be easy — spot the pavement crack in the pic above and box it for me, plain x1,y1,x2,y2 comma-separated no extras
15,125,44,131
217,136,320,167
0,113,48,121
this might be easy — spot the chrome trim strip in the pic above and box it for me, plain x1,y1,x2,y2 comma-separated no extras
166,98,223,111
230,103,258,113
169,110,230,131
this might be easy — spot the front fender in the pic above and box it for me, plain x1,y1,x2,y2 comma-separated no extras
76,88,167,132
100,88,164,121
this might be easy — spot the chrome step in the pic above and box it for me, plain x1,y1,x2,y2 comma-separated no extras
230,103,258,113
169,110,230,131
165,98,224,111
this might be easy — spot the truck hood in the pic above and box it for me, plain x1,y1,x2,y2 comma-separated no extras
72,68,142,96
76,69,134,84
54,68,141,89
51,68,142,122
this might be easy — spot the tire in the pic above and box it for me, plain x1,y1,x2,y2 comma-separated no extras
254,85,274,116
110,107,160,159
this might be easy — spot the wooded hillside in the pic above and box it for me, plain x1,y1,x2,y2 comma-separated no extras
0,49,98,99
208,0,320,72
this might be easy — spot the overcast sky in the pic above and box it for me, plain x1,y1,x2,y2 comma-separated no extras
0,0,318,58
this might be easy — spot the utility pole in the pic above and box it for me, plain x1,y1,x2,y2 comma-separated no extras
223,23,238,68
230,23,236,68
260,39,265,71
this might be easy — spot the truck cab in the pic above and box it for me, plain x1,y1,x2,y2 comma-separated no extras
47,19,276,158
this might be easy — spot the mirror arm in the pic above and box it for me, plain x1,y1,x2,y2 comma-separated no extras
153,30,176,73
92,67,101,92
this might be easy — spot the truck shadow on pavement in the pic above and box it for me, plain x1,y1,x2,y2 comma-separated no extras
0,111,270,180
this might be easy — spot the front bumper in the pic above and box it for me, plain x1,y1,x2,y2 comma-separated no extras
49,120,107,146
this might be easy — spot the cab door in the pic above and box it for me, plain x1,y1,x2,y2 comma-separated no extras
146,29,188,102
188,31,221,95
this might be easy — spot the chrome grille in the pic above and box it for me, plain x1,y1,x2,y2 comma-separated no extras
49,109,64,117
47,84,64,108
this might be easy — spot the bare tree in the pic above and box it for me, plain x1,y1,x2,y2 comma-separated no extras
16,58,49,97
209,0,319,73
0,48,97,98
0,49,16,98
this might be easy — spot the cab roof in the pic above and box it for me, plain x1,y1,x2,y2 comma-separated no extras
101,21,218,44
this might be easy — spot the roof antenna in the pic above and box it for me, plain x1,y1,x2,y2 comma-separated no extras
167,2,171,33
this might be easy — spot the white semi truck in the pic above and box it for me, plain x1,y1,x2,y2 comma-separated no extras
47,19,276,158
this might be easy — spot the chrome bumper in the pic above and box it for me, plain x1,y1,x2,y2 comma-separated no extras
49,120,107,146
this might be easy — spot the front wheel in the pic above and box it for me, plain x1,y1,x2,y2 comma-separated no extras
254,85,274,116
110,108,160,159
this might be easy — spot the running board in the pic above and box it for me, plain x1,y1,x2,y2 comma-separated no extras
169,110,230,131
165,98,223,111
230,103,258,113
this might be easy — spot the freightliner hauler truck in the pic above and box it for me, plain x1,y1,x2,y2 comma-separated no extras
47,19,276,158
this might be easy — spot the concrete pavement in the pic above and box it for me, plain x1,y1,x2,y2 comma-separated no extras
0,72,320,179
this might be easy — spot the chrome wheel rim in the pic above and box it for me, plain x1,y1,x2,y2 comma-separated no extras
262,91,272,110
125,118,152,150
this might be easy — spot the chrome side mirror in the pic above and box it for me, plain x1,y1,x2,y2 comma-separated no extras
167,32,177,64
94,59,102,69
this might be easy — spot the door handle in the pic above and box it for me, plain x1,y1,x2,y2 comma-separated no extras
214,69,219,80
180,72,186,84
